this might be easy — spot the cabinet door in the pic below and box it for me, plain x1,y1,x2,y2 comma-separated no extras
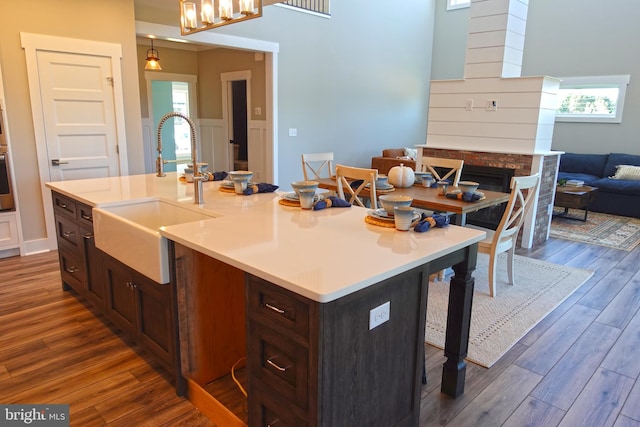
134,272,175,369
84,228,106,309
104,256,137,336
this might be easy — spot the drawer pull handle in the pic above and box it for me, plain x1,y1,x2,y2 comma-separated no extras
82,232,94,239
267,419,281,427
265,303,285,314
81,213,93,221
65,266,79,273
62,231,76,238
58,202,67,208
266,357,287,372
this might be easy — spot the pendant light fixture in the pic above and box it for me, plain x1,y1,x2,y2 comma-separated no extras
145,38,162,71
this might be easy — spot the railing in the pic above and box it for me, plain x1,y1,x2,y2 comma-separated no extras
282,0,330,15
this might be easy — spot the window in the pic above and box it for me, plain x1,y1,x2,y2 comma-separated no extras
555,75,630,123
447,0,470,10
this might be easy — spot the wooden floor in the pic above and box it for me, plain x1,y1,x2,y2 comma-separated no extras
1,236,639,426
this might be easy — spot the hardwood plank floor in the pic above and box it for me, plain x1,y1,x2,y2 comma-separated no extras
0,237,638,426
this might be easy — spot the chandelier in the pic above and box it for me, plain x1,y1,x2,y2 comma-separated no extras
179,0,263,36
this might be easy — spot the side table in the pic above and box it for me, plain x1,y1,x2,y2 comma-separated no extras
553,185,599,221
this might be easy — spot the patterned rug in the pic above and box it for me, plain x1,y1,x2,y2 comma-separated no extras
550,208,640,251
425,253,593,368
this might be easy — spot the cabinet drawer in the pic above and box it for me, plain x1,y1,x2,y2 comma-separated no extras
247,276,310,339
249,382,309,427
56,214,82,249
77,202,94,228
52,193,77,218
58,246,87,293
248,322,309,411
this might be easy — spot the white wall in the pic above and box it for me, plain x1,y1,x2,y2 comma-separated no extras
431,0,640,155
137,1,437,188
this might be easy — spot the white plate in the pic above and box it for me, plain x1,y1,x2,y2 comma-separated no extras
365,183,395,190
368,209,420,223
281,191,327,202
281,188,329,201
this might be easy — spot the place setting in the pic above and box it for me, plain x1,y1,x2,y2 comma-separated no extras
219,170,279,195
365,174,395,193
440,180,486,202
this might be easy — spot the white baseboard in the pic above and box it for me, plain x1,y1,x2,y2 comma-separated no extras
23,238,54,256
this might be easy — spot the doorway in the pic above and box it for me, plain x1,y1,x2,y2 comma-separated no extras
146,72,198,174
21,33,129,251
231,80,248,171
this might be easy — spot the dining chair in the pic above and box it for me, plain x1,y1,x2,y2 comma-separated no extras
467,174,540,297
335,164,378,209
418,157,464,186
302,152,335,180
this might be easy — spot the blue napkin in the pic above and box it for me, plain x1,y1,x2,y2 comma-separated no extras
212,171,228,181
414,214,450,232
312,196,352,210
445,191,482,202
243,183,279,195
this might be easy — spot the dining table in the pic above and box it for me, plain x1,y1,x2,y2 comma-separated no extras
316,178,511,226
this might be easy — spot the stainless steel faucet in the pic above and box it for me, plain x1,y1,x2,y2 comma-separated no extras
156,112,205,204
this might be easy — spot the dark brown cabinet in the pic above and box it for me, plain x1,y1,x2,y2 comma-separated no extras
52,192,95,295
104,253,176,372
51,191,178,379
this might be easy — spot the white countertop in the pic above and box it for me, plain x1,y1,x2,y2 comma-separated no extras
47,173,485,302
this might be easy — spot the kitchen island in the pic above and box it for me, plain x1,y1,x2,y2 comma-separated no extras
47,173,484,426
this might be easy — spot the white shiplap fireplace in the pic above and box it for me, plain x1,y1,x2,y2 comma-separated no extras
417,0,560,248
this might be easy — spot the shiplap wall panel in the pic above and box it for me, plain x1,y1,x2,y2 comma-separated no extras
424,135,551,155
430,76,557,94
429,92,555,109
428,107,550,124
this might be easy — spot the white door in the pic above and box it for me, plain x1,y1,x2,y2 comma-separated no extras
22,32,128,252
37,51,120,181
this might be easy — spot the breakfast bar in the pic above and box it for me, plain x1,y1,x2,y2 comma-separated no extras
46,173,484,426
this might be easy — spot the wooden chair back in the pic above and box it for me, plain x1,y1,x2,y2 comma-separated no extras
493,174,540,253
302,152,335,180
470,173,539,297
420,157,464,186
335,164,378,209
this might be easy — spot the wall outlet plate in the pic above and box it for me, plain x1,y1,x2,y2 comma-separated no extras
369,301,390,330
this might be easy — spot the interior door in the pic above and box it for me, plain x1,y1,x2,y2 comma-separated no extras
37,50,120,181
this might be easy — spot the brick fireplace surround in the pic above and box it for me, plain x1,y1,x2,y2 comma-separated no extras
418,148,560,247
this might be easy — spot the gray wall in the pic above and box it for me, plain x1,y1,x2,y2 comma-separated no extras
137,1,436,186
431,0,640,155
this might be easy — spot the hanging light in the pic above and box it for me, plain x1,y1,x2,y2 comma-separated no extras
145,38,162,71
179,0,263,36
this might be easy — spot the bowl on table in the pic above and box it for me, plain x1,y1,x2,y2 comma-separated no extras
291,180,319,197
379,194,413,216
457,181,480,194
228,171,254,194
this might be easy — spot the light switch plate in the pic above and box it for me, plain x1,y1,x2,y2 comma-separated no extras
369,301,390,330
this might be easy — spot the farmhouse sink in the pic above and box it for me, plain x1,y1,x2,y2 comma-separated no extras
93,198,219,284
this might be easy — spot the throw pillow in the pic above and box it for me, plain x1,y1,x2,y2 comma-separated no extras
404,147,417,160
612,164,640,181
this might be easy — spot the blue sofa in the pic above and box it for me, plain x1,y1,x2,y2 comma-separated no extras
557,152,640,218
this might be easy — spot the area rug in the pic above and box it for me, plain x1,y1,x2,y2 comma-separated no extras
550,208,640,251
425,253,593,368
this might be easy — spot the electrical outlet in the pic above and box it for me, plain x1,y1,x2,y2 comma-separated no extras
254,107,262,116
288,128,297,137
465,99,473,111
486,99,498,111
369,301,390,330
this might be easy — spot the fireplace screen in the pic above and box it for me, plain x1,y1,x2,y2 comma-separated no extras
459,165,514,230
